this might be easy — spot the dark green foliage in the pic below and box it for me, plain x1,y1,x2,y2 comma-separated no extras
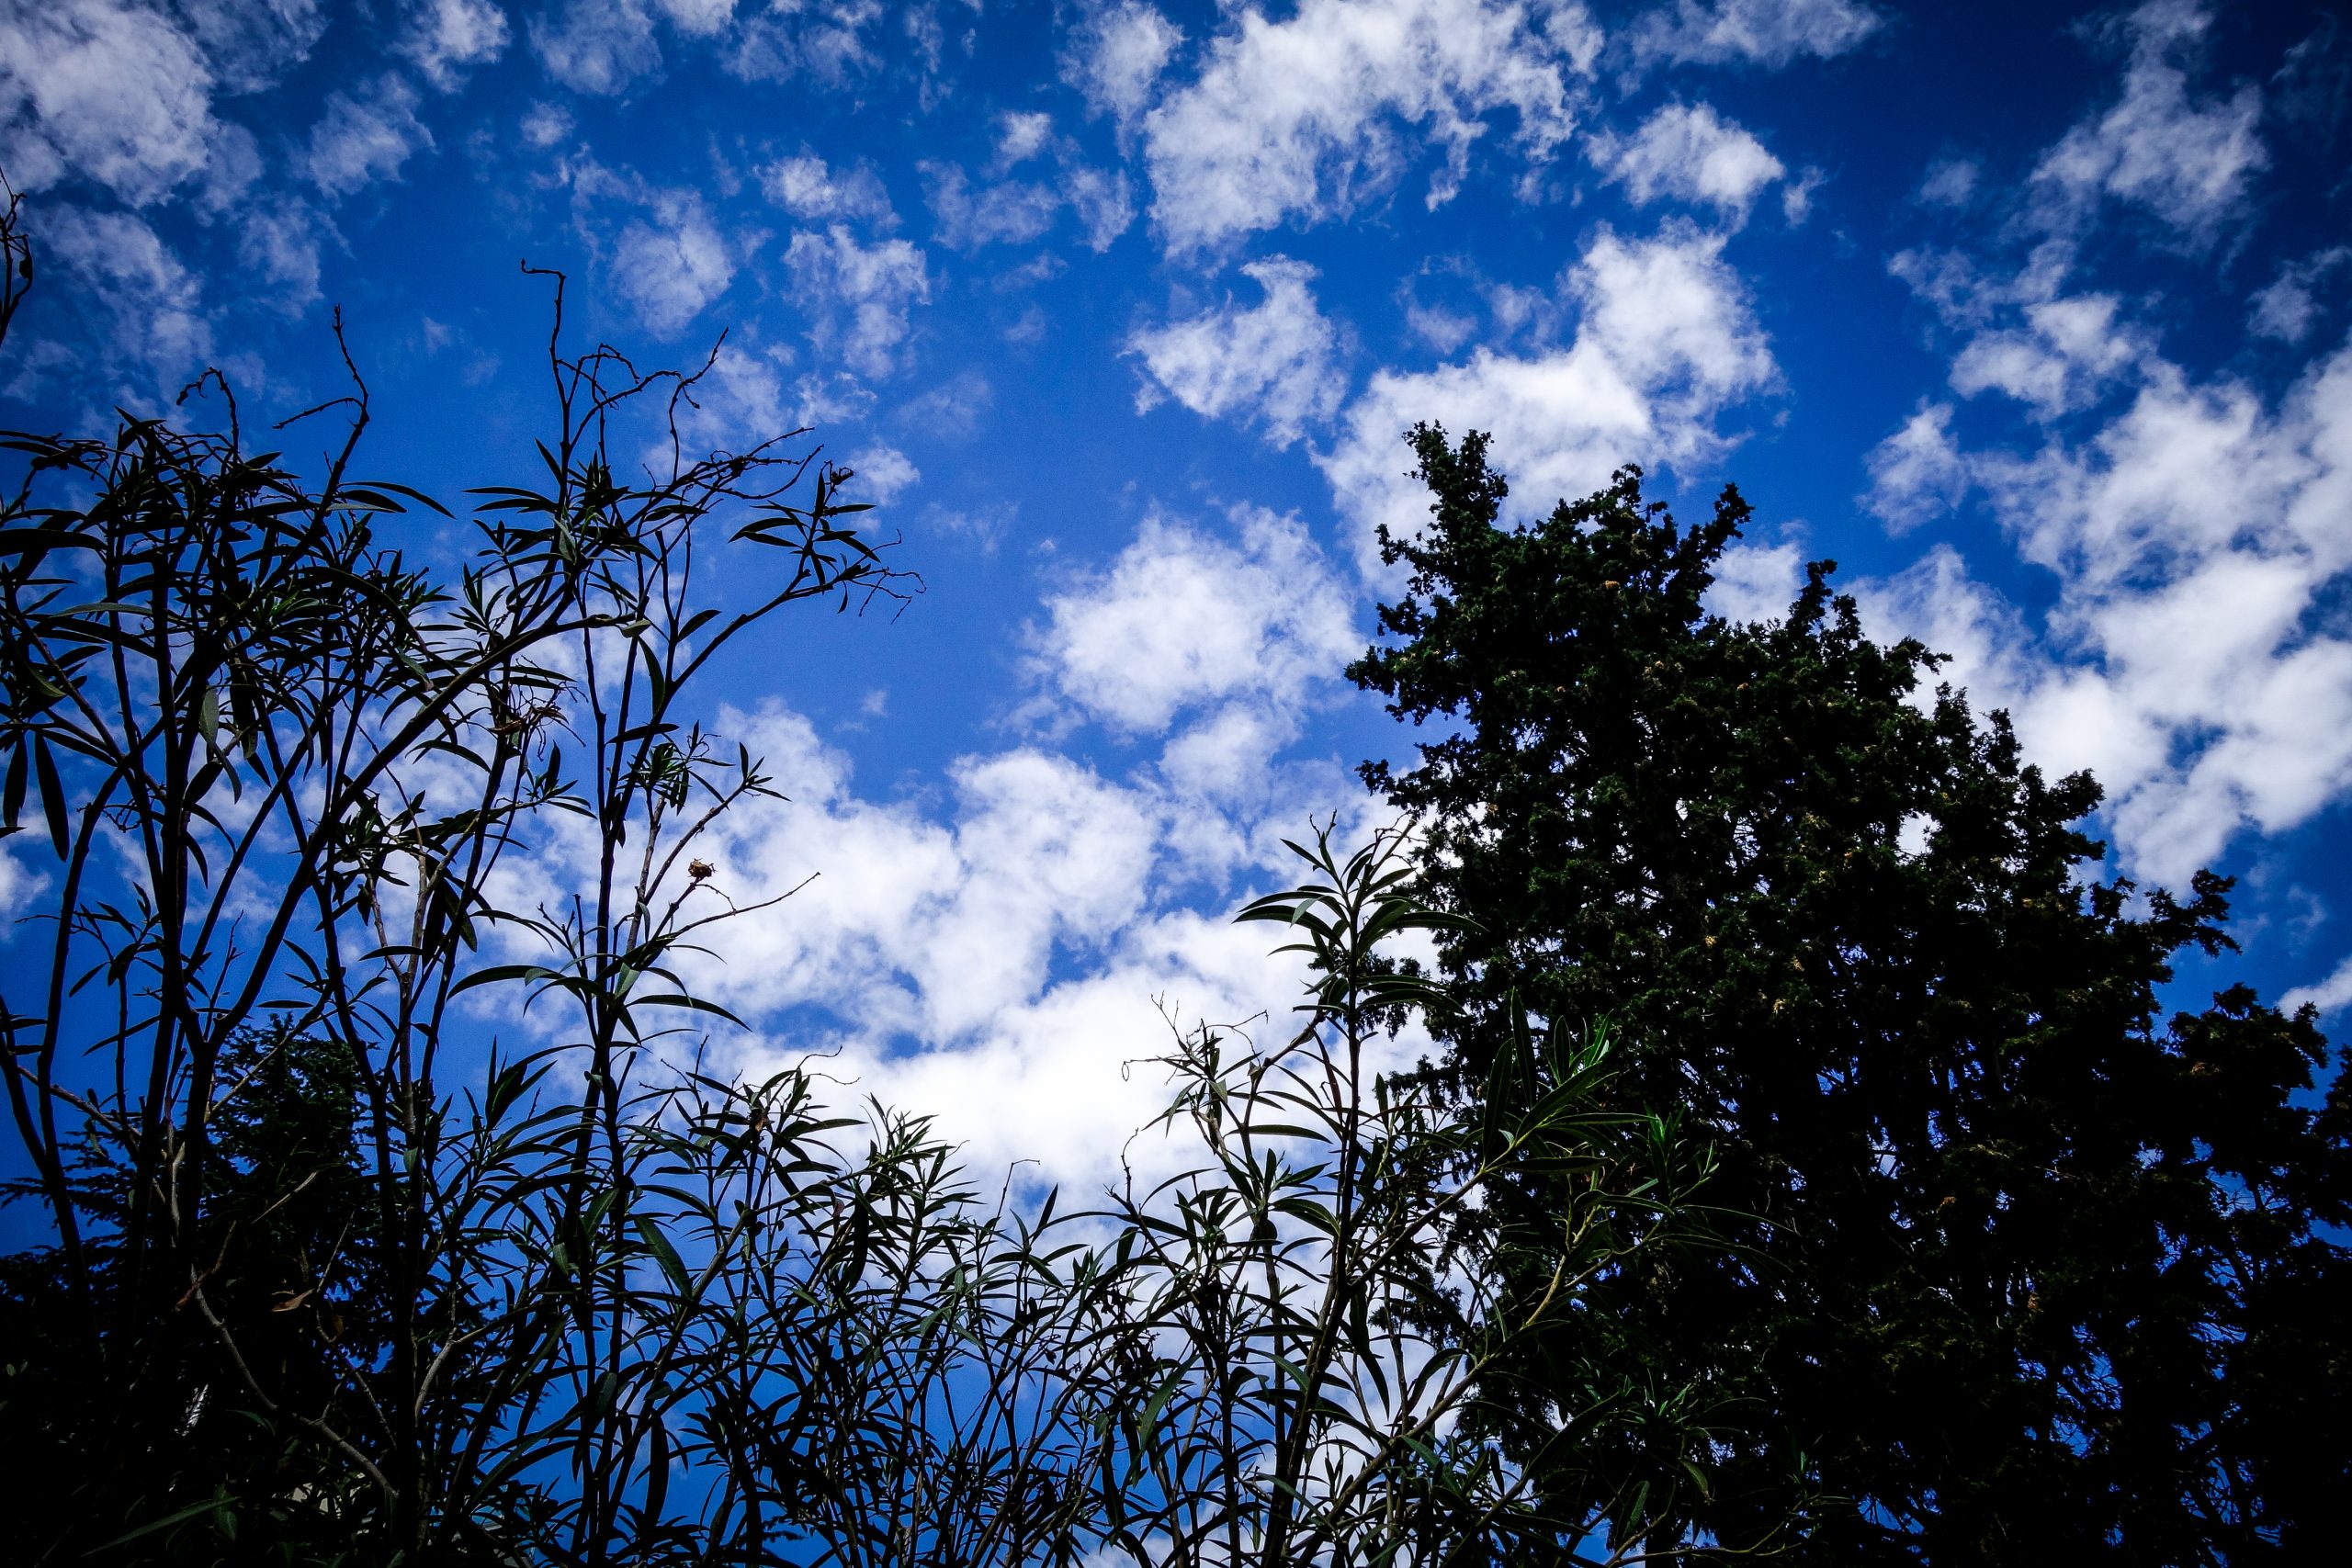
1351,425,2352,1563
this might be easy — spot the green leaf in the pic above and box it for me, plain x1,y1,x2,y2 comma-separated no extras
33,735,69,858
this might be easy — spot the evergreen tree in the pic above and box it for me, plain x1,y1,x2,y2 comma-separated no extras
1350,425,2352,1563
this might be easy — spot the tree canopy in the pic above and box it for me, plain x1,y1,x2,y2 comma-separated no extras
1351,424,2352,1563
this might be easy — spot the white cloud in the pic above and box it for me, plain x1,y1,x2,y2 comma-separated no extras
532,0,660,94
1861,400,1967,530
844,441,919,504
609,190,735,336
401,0,510,90
1947,292,2147,419
726,0,882,86
0,843,46,931
1060,0,1184,129
2031,0,2266,237
654,0,733,37
1028,505,1360,740
1917,156,1978,208
519,100,571,147
1140,0,1600,253
2249,247,2350,344
652,709,1158,1044
1320,222,1776,575
783,224,930,377
38,203,210,379
760,152,895,226
306,73,435,197
1629,0,1882,69
921,144,1135,254
656,341,808,465
1598,100,1783,222
172,0,326,95
1125,257,1350,447
1705,537,1804,624
0,0,218,205
921,162,1062,249
2281,953,2352,1019
1858,336,2352,886
994,109,1055,169
236,197,325,314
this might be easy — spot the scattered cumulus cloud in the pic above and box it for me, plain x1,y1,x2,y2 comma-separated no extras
1861,401,1968,532
532,0,662,94
1860,338,2352,886
0,0,220,205
1597,100,1784,223
1060,0,1184,129
1705,536,1804,624
1947,292,2149,419
1027,505,1360,743
235,197,325,314
1629,0,1883,70
784,224,931,377
1917,155,1979,208
609,188,737,336
844,442,919,504
2031,0,2267,237
2281,953,2352,1020
401,0,510,89
1140,0,1600,253
305,73,435,197
921,125,1136,254
1126,257,1350,447
37,203,211,382
2249,247,2349,344
726,0,884,86
1321,221,1777,575
761,152,896,227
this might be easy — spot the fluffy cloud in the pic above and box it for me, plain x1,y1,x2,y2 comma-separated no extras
843,442,918,504
0,0,219,204
1060,0,1184,128
1597,100,1784,222
760,152,896,227
1629,0,1882,69
2249,247,2349,344
1321,222,1776,574
726,0,883,86
921,162,1062,249
1027,504,1360,742
532,0,661,93
1947,292,2148,419
1861,401,1967,531
1125,257,1350,446
1140,0,1599,253
1705,536,1804,624
2031,0,2266,236
2281,953,2352,1021
306,73,435,197
1860,337,2352,886
609,189,735,336
783,224,929,377
401,0,510,89
920,118,1136,254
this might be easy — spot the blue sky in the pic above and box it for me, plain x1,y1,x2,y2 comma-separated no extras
3,0,2348,1183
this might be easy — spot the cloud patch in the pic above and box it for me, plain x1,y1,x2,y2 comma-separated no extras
1321,222,1776,574
1140,0,1599,253
1126,257,1349,447
1597,100,1784,222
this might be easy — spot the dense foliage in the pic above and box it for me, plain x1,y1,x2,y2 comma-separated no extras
1351,425,2352,1563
